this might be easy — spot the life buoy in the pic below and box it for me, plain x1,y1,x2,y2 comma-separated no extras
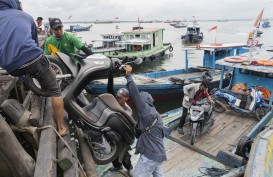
169,46,173,52
224,56,248,63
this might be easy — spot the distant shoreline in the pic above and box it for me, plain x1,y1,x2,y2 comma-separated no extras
63,19,272,24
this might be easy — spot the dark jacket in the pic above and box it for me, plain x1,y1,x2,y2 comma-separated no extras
0,0,42,73
126,75,167,162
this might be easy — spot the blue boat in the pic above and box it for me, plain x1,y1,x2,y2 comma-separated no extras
158,46,273,176
87,43,249,103
65,24,92,32
262,20,271,28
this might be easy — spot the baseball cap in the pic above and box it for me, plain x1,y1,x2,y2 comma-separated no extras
117,88,129,98
50,18,63,29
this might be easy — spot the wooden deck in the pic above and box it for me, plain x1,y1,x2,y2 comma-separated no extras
163,111,258,176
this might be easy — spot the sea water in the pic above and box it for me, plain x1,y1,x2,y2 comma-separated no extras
64,21,273,112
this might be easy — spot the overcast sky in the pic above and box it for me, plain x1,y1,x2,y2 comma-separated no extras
21,0,272,22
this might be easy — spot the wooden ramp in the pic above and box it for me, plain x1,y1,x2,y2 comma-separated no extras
163,111,258,176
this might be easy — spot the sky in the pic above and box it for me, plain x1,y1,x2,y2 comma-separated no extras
21,0,272,22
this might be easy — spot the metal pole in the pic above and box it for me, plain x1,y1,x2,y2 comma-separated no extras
185,50,188,72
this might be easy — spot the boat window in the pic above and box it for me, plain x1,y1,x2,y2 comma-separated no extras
129,35,134,39
215,50,230,57
135,34,140,38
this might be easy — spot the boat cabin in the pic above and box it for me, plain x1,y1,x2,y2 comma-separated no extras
216,47,273,104
117,28,164,52
184,43,249,72
90,33,125,53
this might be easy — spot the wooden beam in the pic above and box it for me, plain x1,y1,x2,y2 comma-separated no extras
0,115,35,177
58,116,79,177
34,97,57,177
76,125,98,177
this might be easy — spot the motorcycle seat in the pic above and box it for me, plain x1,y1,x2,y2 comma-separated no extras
219,89,248,100
98,94,136,126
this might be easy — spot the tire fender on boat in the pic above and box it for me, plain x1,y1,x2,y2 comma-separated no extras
169,46,173,52
224,56,248,63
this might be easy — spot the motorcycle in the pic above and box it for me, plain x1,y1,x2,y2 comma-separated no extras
211,86,268,120
189,98,214,145
2,53,142,165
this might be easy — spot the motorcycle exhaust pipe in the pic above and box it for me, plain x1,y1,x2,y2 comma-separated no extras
56,74,73,79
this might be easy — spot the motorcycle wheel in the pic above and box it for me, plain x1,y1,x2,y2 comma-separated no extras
213,97,227,113
255,107,265,121
25,57,68,96
91,140,122,165
236,139,252,160
190,127,196,145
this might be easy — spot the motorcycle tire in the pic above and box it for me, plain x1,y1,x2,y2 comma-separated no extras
213,97,227,113
190,127,196,145
91,140,122,165
235,137,252,160
26,57,69,96
254,107,265,121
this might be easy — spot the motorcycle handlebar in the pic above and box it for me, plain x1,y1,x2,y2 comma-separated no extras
111,57,143,71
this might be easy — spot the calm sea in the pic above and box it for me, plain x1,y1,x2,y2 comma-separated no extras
65,21,273,112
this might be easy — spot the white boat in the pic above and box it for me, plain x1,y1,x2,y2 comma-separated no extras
89,33,125,53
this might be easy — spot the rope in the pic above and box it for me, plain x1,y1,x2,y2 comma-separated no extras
37,125,88,177
197,167,229,177
12,125,88,177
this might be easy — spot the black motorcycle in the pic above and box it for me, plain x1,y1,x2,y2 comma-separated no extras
4,53,142,165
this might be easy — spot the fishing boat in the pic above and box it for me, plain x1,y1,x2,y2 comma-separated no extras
88,33,125,53
262,20,271,28
87,43,249,103
65,24,92,32
143,46,273,176
173,21,187,28
102,27,173,62
181,26,203,44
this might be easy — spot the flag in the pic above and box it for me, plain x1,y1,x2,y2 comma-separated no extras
209,26,217,32
253,8,264,27
114,17,119,19
67,15,72,20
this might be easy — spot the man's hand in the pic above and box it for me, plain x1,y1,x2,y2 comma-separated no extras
123,65,132,75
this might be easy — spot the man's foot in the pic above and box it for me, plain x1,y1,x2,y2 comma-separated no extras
178,127,184,135
59,127,69,137
109,166,123,171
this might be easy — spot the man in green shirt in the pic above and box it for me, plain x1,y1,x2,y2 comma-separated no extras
44,18,93,62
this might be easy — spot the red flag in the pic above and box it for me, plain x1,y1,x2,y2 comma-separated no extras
209,26,217,32
67,15,72,20
114,17,119,19
253,8,264,27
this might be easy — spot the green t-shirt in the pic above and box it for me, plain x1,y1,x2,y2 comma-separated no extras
44,32,84,62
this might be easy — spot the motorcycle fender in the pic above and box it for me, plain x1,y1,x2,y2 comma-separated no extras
105,130,121,144
56,52,78,77
192,122,198,129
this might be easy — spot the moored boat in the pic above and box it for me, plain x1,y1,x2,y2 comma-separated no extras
65,24,92,32
89,33,125,53
181,26,203,44
102,27,173,62
87,43,249,103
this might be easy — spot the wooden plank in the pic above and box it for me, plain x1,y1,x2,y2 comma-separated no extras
76,125,98,177
58,115,79,177
34,97,57,177
0,115,35,177
28,95,45,127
